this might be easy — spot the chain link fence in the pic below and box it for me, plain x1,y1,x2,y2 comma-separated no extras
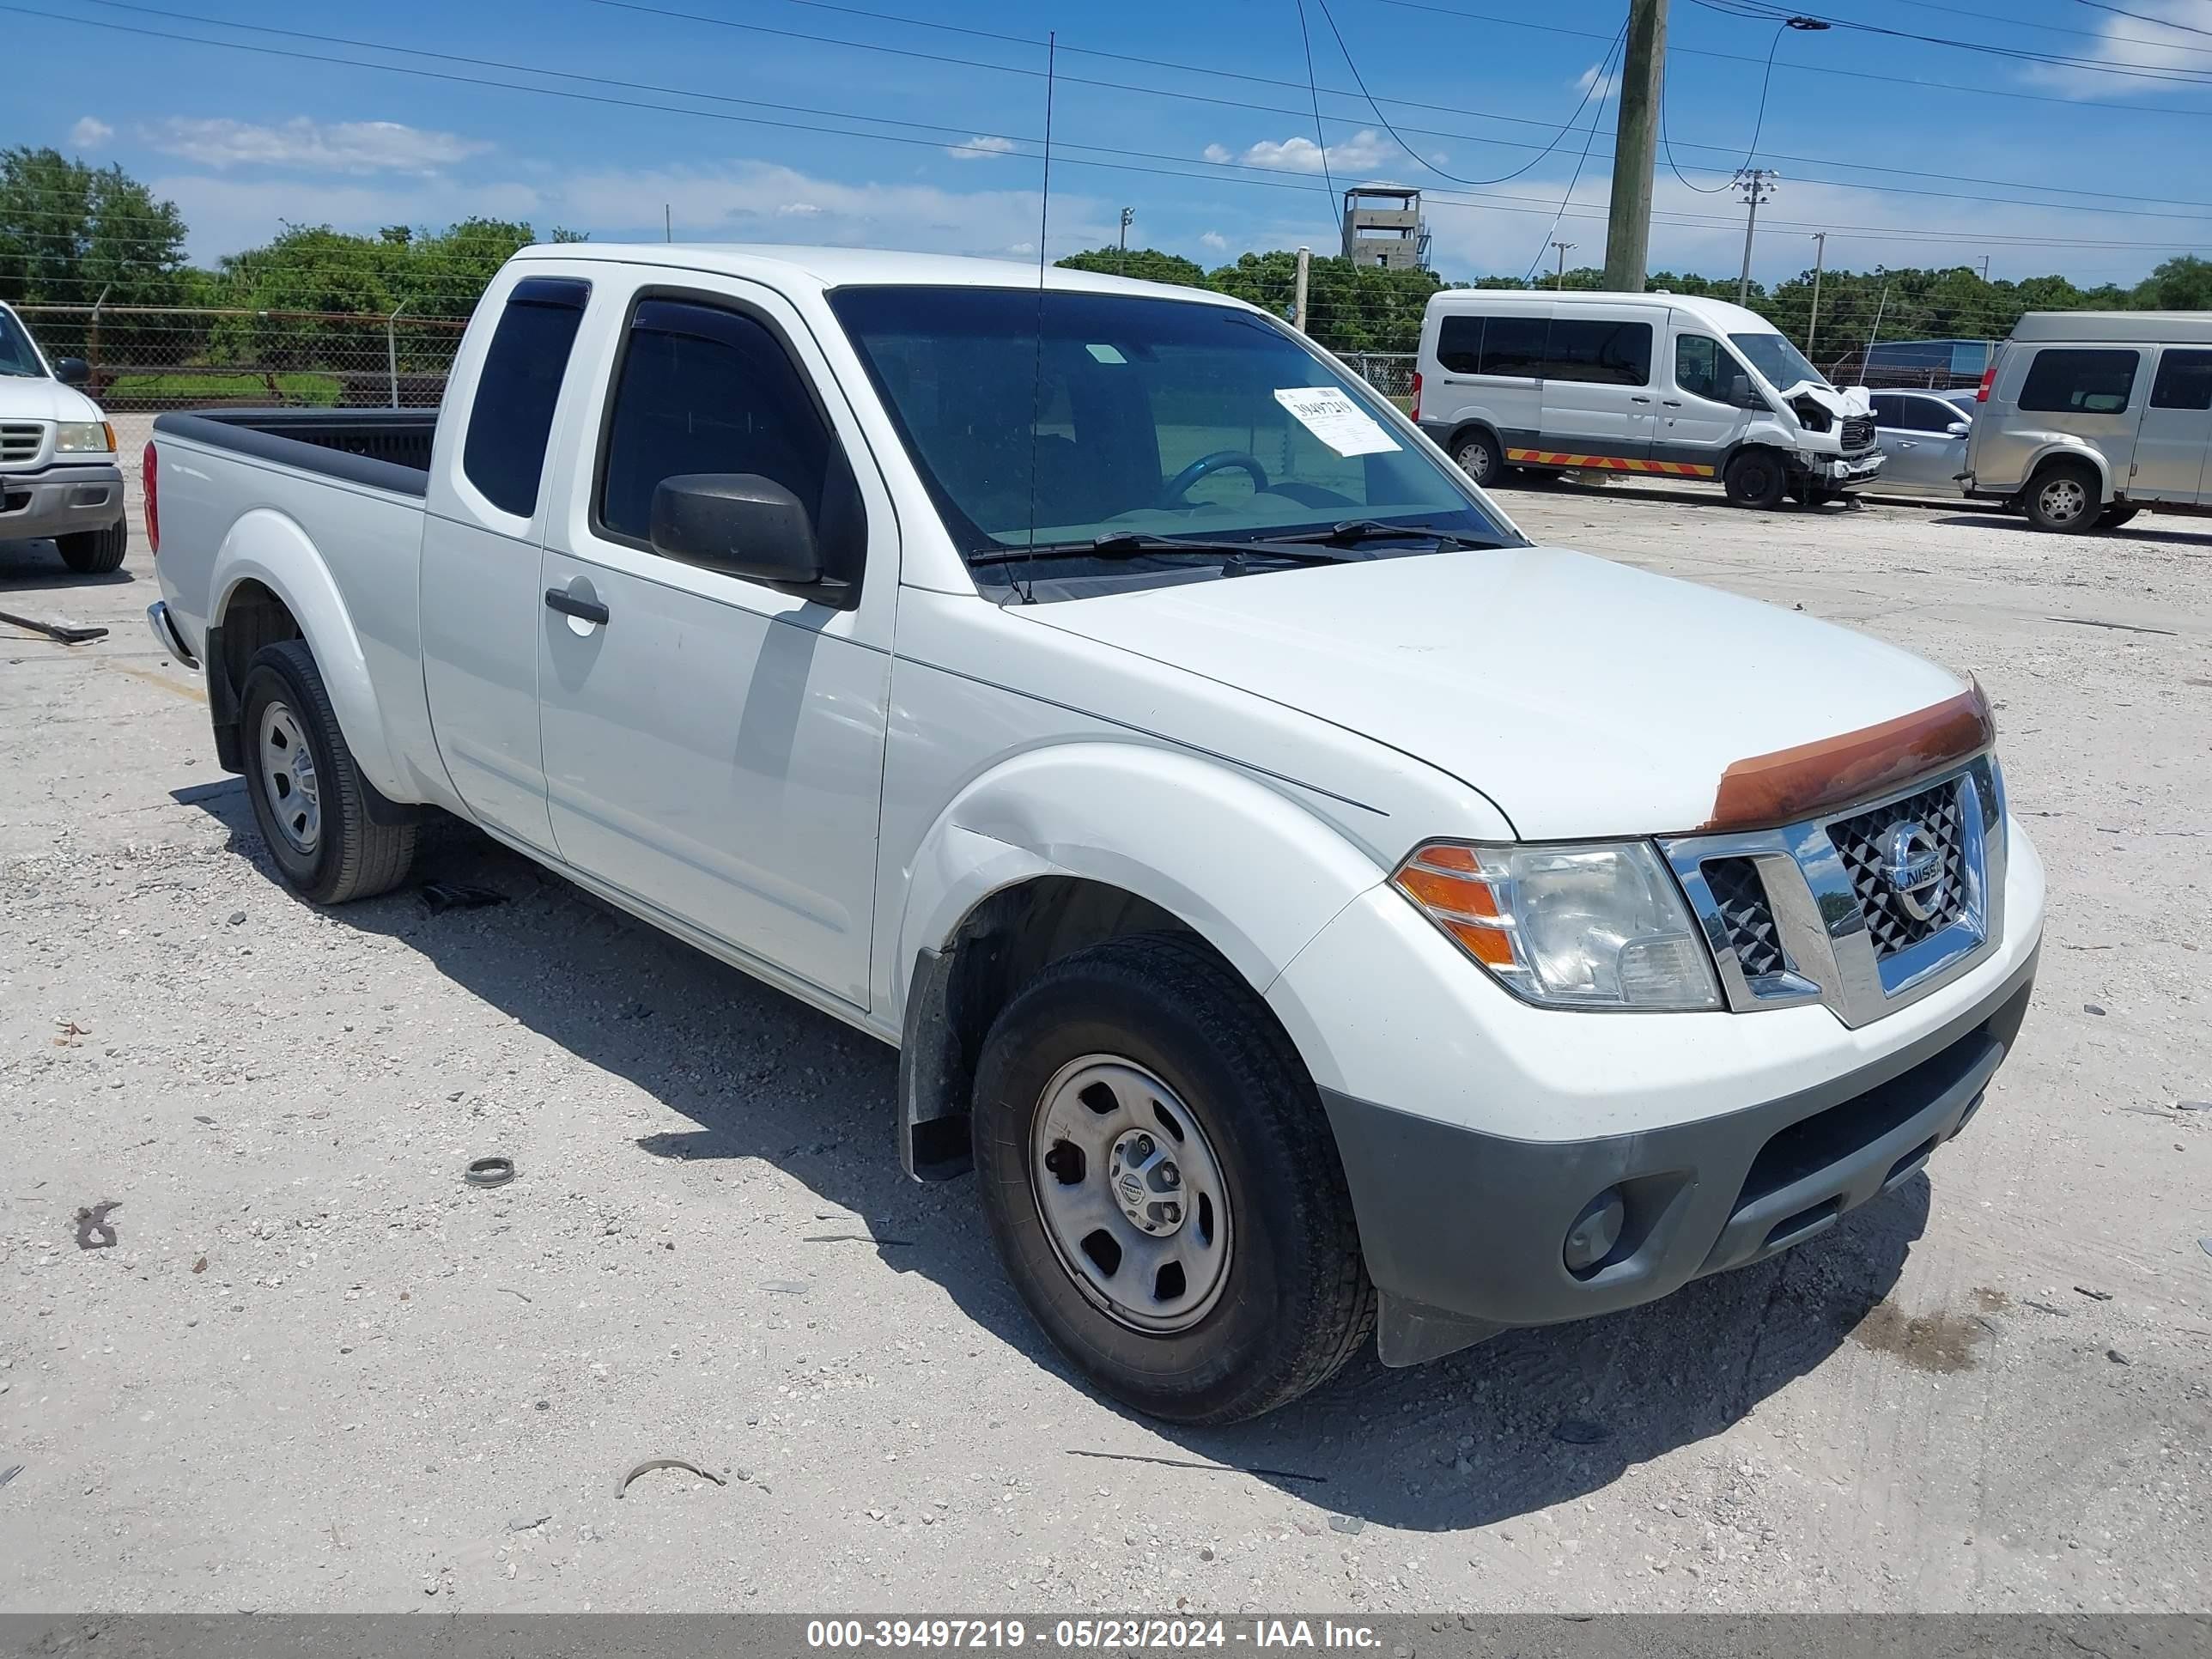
1341,351,1416,408
13,304,469,410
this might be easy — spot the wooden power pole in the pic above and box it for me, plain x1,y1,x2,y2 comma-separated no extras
1601,0,1668,292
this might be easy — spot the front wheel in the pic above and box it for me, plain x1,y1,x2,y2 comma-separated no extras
57,520,128,574
972,934,1374,1424
238,639,416,903
2023,462,2100,532
1723,448,1790,509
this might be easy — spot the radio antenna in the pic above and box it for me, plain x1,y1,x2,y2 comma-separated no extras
1014,29,1057,605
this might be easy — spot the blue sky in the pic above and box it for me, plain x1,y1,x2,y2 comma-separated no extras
15,0,2212,291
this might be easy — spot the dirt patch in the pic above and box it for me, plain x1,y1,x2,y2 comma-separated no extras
1973,1286,2011,1313
1851,1301,1992,1374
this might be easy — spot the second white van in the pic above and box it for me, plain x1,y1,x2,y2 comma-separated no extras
1414,290,1883,508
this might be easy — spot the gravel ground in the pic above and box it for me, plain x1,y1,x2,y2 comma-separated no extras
3,430,2208,1613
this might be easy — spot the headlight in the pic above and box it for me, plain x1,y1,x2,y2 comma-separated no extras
1391,840,1721,1011
56,422,115,453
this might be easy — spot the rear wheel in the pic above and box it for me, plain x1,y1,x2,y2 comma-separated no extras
57,520,128,574
2023,462,2100,532
238,639,416,903
972,933,1373,1425
2097,503,2141,529
1723,448,1790,509
1451,428,1504,489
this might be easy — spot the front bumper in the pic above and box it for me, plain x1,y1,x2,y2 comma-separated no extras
1818,451,1885,486
0,462,125,542
1322,944,2037,1364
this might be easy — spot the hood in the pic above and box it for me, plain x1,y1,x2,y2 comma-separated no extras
1021,546,1966,840
0,374,104,424
1778,380,1872,418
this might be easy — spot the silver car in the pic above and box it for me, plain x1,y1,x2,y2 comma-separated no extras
1869,390,1972,497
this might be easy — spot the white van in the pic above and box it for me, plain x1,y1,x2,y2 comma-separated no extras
1414,290,1882,508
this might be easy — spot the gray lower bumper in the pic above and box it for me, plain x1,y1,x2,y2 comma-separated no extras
0,463,125,543
1323,945,2039,1365
147,602,198,669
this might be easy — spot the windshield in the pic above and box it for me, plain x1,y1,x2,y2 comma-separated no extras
0,309,46,378
828,286,1508,586
1729,331,1828,391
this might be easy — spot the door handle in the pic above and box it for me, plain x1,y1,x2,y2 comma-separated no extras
1898,440,1918,448
1662,399,1683,408
1630,395,1653,404
544,587,610,626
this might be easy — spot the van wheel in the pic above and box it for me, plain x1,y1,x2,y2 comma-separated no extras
2024,462,2100,532
1723,449,1789,509
238,639,416,903
57,520,128,574
1451,428,1504,487
971,933,1374,1425
2097,503,2140,529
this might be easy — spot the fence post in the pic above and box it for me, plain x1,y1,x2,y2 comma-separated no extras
88,283,110,386
386,302,409,408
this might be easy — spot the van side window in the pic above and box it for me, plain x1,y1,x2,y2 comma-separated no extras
1436,316,1483,374
597,299,836,547
1674,334,1725,402
1480,318,1547,378
2018,348,2139,415
2150,349,2212,412
461,277,590,517
1547,319,1651,386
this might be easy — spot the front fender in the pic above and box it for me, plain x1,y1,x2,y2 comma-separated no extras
893,741,1389,1025
212,507,405,800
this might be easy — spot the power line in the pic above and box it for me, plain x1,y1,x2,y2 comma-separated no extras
1290,0,1338,218
55,0,2212,219
2071,0,2212,40
1522,25,1626,281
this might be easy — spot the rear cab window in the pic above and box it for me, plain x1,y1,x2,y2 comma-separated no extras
2018,349,2140,415
461,277,590,518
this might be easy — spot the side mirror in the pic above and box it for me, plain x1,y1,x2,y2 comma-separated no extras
650,473,849,600
52,356,91,386
1946,421,1971,438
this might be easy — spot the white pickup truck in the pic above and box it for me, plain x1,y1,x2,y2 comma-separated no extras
147,245,2044,1424
1,298,130,573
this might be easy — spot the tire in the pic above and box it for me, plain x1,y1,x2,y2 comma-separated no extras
1723,448,1790,509
237,639,416,903
971,933,1374,1425
2097,503,2141,529
1451,428,1504,489
2023,462,2100,533
57,520,128,574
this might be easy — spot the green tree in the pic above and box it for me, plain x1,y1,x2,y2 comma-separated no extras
2133,254,2212,310
0,147,190,359
1055,246,1206,286
1203,251,1443,354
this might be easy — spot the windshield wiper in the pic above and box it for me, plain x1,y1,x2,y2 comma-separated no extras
970,532,1357,572
1276,519,1498,550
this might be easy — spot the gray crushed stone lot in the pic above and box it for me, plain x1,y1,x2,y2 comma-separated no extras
2,432,2208,1612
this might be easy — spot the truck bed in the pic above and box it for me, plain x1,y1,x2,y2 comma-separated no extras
150,407,438,498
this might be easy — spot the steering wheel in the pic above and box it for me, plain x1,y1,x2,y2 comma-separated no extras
1158,450,1270,507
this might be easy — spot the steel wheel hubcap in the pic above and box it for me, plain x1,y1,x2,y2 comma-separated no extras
1030,1055,1232,1334
2042,479,2087,522
1459,443,1490,481
257,701,321,855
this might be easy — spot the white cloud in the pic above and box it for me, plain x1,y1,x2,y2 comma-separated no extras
2018,0,2212,97
1200,229,1230,251
948,134,1018,161
1572,62,1618,100
70,117,113,150
1204,130,1395,174
155,174,543,263
142,117,489,174
556,160,1111,259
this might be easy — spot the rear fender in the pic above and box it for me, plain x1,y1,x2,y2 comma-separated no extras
210,507,406,801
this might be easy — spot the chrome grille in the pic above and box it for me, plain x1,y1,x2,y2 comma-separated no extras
1840,415,1876,453
0,422,43,464
1828,779,1970,959
1703,857,1785,979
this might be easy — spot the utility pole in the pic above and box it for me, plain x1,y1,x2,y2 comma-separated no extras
1980,254,1990,282
1601,0,1668,292
1117,206,1134,276
1734,168,1777,307
1551,240,1577,289
1806,231,1826,356
1291,245,1311,332
664,204,672,243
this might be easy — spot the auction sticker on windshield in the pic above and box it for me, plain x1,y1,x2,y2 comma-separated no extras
1273,386,1399,457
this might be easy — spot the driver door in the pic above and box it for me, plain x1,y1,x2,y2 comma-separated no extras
534,282,898,1011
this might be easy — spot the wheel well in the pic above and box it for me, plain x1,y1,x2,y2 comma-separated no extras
1447,422,1499,458
898,876,1236,1179
206,580,301,773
